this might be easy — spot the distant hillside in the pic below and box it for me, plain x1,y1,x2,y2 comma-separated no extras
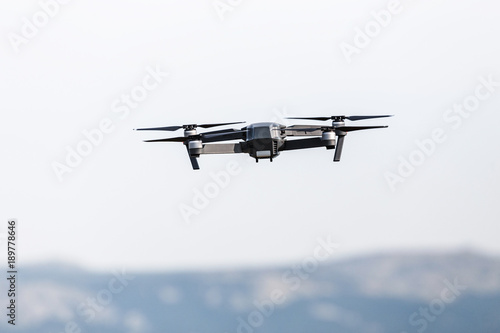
2,251,499,333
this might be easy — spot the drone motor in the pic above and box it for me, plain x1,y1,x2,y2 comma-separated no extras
321,131,336,149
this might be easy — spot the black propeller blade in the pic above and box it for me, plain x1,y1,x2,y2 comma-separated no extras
135,125,183,131
282,125,388,132
286,115,393,121
143,129,246,143
197,121,245,128
135,121,245,131
143,136,189,142
334,125,388,132
344,115,392,121
286,116,333,121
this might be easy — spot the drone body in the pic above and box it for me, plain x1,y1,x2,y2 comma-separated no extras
136,115,392,170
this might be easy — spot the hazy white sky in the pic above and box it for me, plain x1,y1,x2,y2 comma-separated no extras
1,0,499,271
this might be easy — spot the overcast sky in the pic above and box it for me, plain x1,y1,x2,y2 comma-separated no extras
1,0,499,272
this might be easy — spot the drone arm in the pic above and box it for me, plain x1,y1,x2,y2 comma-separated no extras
282,138,325,151
283,130,323,137
202,130,246,143
282,125,322,136
201,143,243,154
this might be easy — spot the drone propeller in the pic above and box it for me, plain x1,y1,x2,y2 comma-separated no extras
135,121,245,131
283,125,388,133
144,136,188,143
141,128,246,170
143,129,247,143
286,115,393,122
285,116,392,162
282,126,387,162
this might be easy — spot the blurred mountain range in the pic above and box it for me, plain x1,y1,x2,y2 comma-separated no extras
2,251,499,333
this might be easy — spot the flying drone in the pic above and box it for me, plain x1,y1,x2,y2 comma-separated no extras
135,115,392,170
